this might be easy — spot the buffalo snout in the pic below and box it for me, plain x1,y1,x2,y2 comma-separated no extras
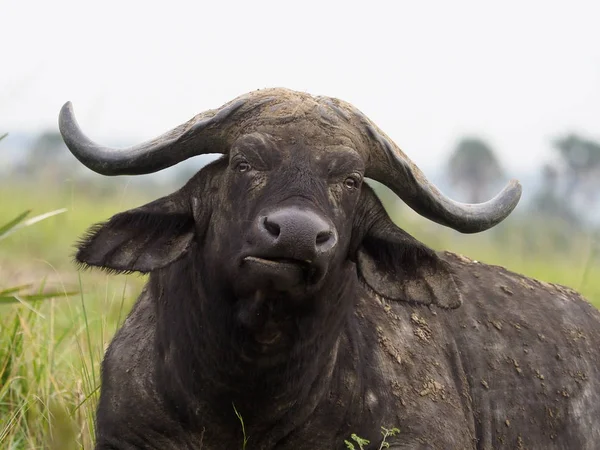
256,207,337,263
236,206,338,294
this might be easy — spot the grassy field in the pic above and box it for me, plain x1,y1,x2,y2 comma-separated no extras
0,183,598,449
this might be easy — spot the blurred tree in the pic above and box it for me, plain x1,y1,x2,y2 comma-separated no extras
530,133,600,226
16,131,76,181
447,137,505,203
552,133,600,207
530,163,579,226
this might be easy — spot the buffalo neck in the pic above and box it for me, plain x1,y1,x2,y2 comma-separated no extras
151,251,359,430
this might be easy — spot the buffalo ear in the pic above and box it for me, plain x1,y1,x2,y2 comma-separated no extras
76,194,195,273
354,191,462,309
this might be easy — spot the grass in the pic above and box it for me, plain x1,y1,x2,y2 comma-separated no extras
0,183,148,449
0,183,598,449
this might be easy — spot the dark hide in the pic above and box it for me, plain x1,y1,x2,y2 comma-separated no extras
76,138,600,449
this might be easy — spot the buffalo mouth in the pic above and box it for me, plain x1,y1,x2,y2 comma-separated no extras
239,255,323,292
244,256,312,272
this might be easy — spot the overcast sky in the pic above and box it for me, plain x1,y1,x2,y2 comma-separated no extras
2,0,599,174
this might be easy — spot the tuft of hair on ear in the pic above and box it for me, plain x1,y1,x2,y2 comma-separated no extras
73,221,146,275
72,221,127,274
74,211,195,274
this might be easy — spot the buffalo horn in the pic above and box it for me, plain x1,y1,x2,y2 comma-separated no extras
58,98,250,176
361,118,522,233
60,90,521,233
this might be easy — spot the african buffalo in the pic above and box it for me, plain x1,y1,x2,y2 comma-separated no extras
59,88,600,449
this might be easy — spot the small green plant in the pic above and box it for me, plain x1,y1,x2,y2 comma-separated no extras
345,426,400,450
378,426,400,449
345,433,370,450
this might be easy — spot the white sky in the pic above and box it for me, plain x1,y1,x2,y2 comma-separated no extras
2,0,599,173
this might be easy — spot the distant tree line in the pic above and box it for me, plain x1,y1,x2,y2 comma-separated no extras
7,129,600,228
9,131,197,198
447,133,600,227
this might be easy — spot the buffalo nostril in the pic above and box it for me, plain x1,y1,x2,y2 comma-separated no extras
263,217,281,238
316,230,333,246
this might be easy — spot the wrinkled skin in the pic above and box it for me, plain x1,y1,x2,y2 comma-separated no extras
76,122,600,449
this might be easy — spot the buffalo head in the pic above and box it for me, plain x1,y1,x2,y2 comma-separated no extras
60,88,521,351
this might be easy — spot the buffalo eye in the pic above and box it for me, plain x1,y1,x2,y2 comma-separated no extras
236,161,252,173
344,175,361,191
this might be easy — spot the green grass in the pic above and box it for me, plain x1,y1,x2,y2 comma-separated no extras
0,184,598,449
0,184,148,449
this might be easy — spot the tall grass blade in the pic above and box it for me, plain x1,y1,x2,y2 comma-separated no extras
0,208,68,242
79,273,97,391
0,210,31,238
0,401,28,443
0,284,33,295
0,291,78,304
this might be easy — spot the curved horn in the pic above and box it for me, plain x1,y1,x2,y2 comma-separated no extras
58,98,249,176
321,96,521,233
363,120,522,233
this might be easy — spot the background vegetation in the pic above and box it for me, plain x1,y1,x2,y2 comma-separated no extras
0,131,598,449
